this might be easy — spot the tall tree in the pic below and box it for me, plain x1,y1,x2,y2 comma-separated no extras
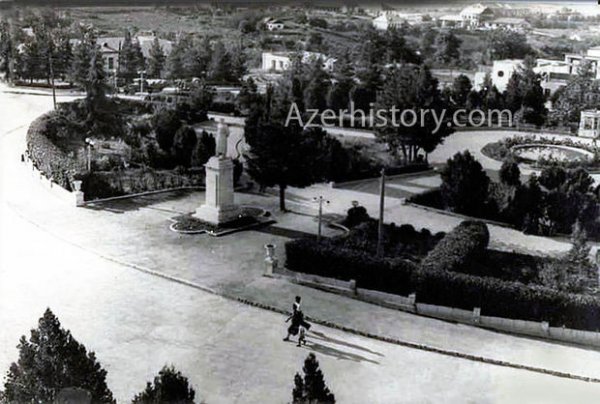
451,74,472,108
434,30,462,66
172,125,198,168
303,56,330,111
326,50,354,111
208,40,232,82
487,30,533,61
375,64,453,163
165,38,186,80
147,37,166,78
539,222,598,293
3,309,114,403
119,31,141,83
132,366,195,404
0,19,14,81
244,120,327,211
292,353,335,404
70,32,94,88
519,56,547,126
440,150,490,216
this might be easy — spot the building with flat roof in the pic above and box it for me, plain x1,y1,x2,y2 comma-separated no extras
261,51,336,73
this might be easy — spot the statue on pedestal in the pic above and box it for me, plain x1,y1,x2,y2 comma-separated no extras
216,119,230,157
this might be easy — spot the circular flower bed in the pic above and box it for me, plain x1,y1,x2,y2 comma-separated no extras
481,135,600,170
170,206,273,236
512,144,594,164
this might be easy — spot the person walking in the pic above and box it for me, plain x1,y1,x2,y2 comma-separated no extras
283,296,311,344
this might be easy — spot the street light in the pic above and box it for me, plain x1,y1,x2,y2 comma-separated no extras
85,137,95,172
313,196,330,243
137,70,146,93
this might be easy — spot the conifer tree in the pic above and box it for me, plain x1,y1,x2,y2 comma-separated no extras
292,353,335,404
3,309,114,404
132,366,195,404
147,36,166,78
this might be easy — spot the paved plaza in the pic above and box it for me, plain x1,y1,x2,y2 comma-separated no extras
3,85,600,402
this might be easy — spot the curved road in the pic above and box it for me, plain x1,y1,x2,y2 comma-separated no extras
2,86,600,403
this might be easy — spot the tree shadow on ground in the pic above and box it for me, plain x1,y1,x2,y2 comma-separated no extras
84,189,198,214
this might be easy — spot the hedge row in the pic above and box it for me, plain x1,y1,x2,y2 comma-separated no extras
285,238,417,297
421,220,490,273
285,237,600,331
26,112,78,190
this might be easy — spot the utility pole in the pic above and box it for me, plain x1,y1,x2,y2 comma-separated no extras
313,196,330,243
376,168,386,257
49,51,56,110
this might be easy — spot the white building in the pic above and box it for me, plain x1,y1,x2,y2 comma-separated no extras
477,59,523,92
579,110,600,138
266,20,285,31
484,17,531,32
372,12,423,30
459,3,495,28
261,51,336,73
440,3,494,29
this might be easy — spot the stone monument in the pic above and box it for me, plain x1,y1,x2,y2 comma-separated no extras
193,119,240,225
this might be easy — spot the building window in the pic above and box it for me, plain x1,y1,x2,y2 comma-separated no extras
279,61,284,69
497,70,504,77
271,60,276,70
108,57,114,70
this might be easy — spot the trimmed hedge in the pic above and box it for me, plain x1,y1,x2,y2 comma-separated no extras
285,224,600,331
421,220,490,273
413,269,600,331
285,238,418,297
26,112,79,190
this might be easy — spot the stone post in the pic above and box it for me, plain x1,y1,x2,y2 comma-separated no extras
264,243,278,277
72,180,85,207
472,307,481,324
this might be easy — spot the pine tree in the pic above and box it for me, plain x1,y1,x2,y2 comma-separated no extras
244,121,327,211
147,37,165,78
119,31,139,83
519,56,546,126
539,221,598,293
326,50,354,111
208,41,232,82
504,71,523,112
292,353,335,404
3,309,114,403
132,366,195,404
86,46,108,111
451,74,472,108
302,56,330,111
375,64,453,163
70,33,94,89
172,125,198,168
165,37,187,80
0,19,13,81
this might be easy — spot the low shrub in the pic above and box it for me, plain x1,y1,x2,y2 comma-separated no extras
421,221,490,273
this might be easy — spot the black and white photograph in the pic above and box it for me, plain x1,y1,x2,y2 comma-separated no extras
2,0,600,402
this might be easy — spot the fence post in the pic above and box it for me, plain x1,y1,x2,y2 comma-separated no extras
472,307,481,324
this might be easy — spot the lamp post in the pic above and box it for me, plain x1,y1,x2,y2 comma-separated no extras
376,168,386,258
313,196,330,243
138,70,146,93
85,137,95,172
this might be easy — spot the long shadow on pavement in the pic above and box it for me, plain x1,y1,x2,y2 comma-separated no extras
309,330,384,357
84,189,197,214
299,341,380,365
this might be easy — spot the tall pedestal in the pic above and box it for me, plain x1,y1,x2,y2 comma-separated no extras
193,156,240,225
